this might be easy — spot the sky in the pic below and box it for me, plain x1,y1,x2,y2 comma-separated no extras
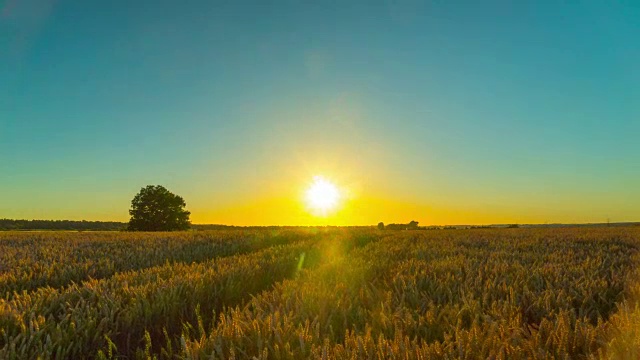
1,0,638,225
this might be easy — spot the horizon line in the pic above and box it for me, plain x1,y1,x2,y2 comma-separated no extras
2,218,639,228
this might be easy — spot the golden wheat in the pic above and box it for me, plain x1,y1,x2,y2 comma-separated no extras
0,227,638,359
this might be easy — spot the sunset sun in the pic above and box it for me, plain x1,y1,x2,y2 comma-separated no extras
304,176,341,216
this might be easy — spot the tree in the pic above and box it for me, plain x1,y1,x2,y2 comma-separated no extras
128,185,191,231
383,221,421,230
377,222,385,230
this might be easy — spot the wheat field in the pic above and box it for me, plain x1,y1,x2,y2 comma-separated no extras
1,227,639,359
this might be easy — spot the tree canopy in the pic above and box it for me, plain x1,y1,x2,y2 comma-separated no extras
128,185,191,231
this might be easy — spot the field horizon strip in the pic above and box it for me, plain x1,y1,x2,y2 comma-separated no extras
1,227,640,359
0,230,324,297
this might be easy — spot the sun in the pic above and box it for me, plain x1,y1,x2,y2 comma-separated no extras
304,176,341,216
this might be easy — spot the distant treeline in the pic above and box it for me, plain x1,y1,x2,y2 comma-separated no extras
1,218,636,231
379,221,422,230
0,219,127,231
0,220,373,231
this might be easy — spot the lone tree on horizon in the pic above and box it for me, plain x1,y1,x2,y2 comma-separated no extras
128,185,191,231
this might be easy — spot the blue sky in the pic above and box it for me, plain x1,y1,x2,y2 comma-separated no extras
1,0,638,224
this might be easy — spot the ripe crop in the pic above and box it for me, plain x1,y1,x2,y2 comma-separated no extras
0,227,638,359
